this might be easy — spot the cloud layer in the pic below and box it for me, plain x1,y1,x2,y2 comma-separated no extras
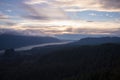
0,0,120,39
25,0,120,12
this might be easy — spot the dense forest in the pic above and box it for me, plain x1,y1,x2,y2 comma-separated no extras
0,43,120,80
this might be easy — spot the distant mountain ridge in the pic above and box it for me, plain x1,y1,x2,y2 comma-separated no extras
0,34,60,50
70,37,120,46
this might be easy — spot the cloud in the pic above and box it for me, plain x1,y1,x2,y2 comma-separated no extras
0,28,23,35
73,28,120,35
0,28,49,36
0,14,16,26
26,0,120,12
98,0,120,10
0,13,9,19
57,0,120,12
25,0,49,4
23,1,68,20
1,19,120,36
0,0,120,39
0,14,17,27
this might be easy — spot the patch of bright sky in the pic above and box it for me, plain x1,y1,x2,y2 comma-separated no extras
67,10,120,22
0,0,26,17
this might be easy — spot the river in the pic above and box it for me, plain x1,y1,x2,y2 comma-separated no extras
0,41,72,54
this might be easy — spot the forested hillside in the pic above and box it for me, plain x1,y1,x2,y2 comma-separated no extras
0,43,120,80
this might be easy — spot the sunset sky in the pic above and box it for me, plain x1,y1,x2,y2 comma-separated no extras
0,0,120,40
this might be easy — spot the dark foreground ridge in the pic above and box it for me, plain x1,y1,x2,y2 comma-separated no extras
0,43,120,80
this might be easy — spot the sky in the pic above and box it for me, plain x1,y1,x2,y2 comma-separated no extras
0,0,120,40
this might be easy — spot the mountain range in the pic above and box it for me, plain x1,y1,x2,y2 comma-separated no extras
70,37,120,46
0,34,60,50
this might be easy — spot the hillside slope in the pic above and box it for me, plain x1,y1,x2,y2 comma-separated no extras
0,43,120,80
0,34,60,50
